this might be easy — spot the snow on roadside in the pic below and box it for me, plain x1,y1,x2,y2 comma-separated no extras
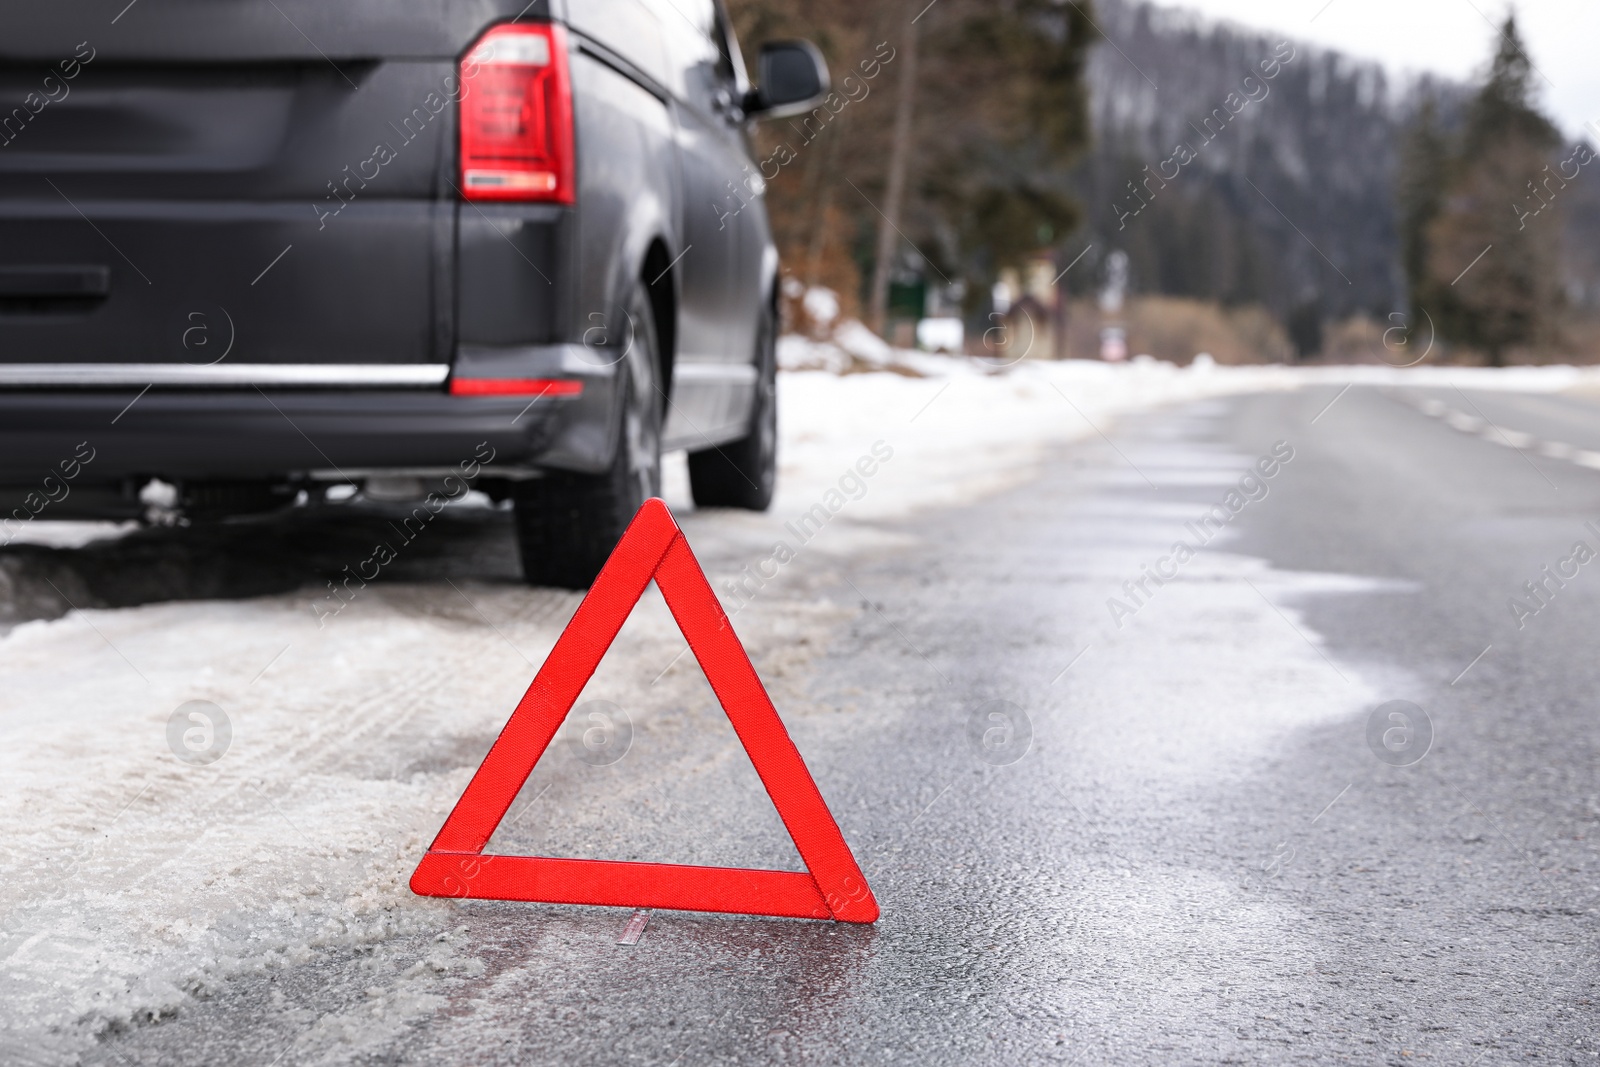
773,350,1285,522
772,338,1600,527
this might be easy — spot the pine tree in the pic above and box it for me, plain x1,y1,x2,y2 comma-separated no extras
1397,97,1448,306
1407,14,1563,365
918,0,1098,320
1460,16,1559,157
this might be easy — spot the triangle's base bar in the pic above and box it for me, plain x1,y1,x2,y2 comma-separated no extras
412,851,842,920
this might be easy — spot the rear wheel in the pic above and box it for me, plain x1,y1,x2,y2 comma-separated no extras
512,284,662,589
687,300,776,510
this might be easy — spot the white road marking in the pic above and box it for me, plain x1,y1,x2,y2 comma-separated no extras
1406,392,1599,480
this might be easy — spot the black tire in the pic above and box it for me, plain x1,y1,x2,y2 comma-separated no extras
687,300,776,510
511,284,663,589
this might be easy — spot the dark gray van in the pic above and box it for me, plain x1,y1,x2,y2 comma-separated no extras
0,0,827,586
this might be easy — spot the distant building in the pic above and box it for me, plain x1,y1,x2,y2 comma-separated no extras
993,254,1070,360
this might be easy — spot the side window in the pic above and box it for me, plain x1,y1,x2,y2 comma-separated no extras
643,0,713,91
656,0,714,35
643,0,732,107
566,0,670,90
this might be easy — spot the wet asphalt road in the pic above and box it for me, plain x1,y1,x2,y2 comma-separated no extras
58,384,1600,1064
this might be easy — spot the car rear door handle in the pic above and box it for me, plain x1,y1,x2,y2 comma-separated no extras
0,265,110,296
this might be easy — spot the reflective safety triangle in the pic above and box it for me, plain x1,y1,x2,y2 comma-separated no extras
410,498,878,922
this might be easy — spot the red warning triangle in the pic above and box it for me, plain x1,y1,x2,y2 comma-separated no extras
410,498,878,923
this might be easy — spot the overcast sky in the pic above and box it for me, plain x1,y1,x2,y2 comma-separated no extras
1164,0,1598,139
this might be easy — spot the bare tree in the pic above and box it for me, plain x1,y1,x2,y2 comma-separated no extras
868,12,919,337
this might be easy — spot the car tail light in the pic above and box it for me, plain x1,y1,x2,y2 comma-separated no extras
458,23,575,204
449,378,583,397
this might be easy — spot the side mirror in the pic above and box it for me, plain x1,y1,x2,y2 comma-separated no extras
744,40,829,120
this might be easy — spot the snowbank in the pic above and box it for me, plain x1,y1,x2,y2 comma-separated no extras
774,344,1588,524
771,338,1600,525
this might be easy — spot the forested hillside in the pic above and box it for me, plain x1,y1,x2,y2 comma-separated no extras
730,0,1600,360
1071,0,1599,360
1068,0,1428,331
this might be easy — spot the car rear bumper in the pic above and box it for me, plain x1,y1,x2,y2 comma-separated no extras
0,345,622,490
